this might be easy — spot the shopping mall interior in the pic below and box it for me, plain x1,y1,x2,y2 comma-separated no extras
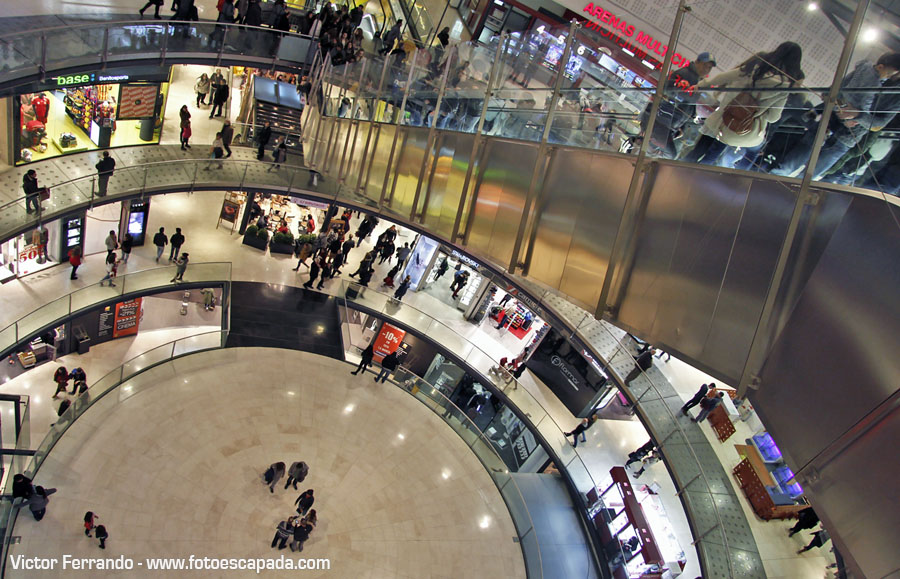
0,1,897,578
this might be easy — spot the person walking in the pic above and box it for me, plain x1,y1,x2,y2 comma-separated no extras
95,525,109,549
564,415,596,448
623,348,656,385
374,350,399,383
53,366,69,399
378,240,395,265
302,257,321,289
170,253,189,283
632,449,661,479
351,343,374,375
205,132,226,170
315,257,332,290
434,257,449,280
67,246,82,280
271,519,292,550
121,233,133,264
194,73,210,107
349,251,374,279
337,234,354,273
268,137,287,171
99,251,118,287
139,0,164,19
294,489,315,516
284,461,309,490
292,240,313,271
625,440,657,467
180,118,192,150
20,486,57,521
263,462,286,493
210,77,229,118
495,303,516,330
84,511,99,536
169,228,185,262
797,528,830,554
395,242,411,266
153,227,168,263
450,269,469,299
681,383,712,415
221,119,234,157
393,275,411,302
95,151,116,196
23,170,44,214
788,507,819,538
104,230,118,255
693,391,725,423
256,122,272,161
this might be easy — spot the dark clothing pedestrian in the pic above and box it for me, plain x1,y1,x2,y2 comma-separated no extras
291,523,312,552
623,349,655,385
169,230,185,262
121,234,133,263
681,383,711,415
316,261,331,289
352,343,374,375
95,154,115,196
358,265,373,287
798,529,830,554
789,507,819,537
263,462,285,493
295,491,315,516
21,486,57,521
256,125,272,160
285,461,309,490
393,277,411,301
272,520,292,549
693,392,725,423
564,417,594,448
95,525,108,549
153,230,168,262
53,366,69,398
435,257,449,279
23,171,43,214
139,0,164,19
303,260,321,288
210,82,229,118
221,123,234,157
375,351,399,383
12,474,34,500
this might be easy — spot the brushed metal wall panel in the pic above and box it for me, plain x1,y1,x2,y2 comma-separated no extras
616,166,757,368
423,132,475,240
530,150,632,308
309,116,334,169
387,127,429,218
700,178,796,381
363,124,397,203
323,120,350,176
753,195,900,468
342,122,367,186
467,140,537,267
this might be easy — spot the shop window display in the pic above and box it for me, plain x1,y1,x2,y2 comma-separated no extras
16,79,167,165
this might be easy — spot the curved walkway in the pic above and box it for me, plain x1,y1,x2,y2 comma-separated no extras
9,348,525,578
0,146,765,577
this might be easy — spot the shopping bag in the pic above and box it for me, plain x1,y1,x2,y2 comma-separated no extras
39,187,50,201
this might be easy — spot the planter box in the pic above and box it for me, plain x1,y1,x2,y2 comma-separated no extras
269,241,295,255
242,233,269,251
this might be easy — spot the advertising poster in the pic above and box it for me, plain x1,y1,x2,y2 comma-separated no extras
403,237,438,291
220,199,240,223
113,298,143,338
117,84,159,119
372,322,406,363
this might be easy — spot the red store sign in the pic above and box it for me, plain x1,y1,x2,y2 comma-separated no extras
581,3,691,69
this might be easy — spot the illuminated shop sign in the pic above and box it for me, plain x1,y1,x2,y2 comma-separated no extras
581,3,691,69
52,73,132,87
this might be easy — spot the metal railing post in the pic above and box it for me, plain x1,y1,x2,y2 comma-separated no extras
101,27,109,70
337,59,369,181
307,55,332,169
451,33,506,243
39,33,47,79
409,45,456,222
321,62,353,175
356,55,392,192
508,21,579,274
160,23,169,67
378,52,420,210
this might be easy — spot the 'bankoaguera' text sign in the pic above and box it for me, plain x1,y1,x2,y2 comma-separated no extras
582,3,691,69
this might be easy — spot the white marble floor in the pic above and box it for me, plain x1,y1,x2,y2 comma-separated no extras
8,348,525,578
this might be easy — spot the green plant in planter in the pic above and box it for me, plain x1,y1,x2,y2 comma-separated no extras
246,224,259,237
256,227,269,241
273,231,294,245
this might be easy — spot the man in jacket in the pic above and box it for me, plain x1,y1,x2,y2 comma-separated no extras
681,383,712,415
284,461,309,490
294,489,315,516
153,227,168,263
380,20,403,55
221,120,234,157
23,169,43,214
374,350,399,383
19,486,57,521
169,227,185,262
95,151,115,196
623,348,656,385
210,79,229,118
256,122,272,161
693,391,725,423
774,51,900,179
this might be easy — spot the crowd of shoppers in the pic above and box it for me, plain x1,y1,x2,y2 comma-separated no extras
263,461,317,552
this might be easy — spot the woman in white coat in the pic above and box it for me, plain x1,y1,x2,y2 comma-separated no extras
684,42,804,166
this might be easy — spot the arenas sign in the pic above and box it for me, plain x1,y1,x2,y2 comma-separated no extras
582,3,692,69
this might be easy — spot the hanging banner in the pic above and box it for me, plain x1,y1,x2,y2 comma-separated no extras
372,322,406,363
113,298,143,338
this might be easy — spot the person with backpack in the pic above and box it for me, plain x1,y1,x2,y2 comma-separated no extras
684,42,804,166
53,366,69,399
262,462,285,493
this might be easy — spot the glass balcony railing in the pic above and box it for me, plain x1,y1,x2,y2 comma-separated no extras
0,262,232,357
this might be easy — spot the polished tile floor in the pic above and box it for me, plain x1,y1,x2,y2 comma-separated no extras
8,348,525,578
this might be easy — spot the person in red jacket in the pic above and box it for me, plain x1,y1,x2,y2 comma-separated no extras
52,366,69,399
67,246,82,280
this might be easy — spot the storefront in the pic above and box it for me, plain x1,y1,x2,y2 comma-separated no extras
0,219,64,281
239,191,330,252
13,66,170,165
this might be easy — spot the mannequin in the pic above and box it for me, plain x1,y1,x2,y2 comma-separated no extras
31,94,49,124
